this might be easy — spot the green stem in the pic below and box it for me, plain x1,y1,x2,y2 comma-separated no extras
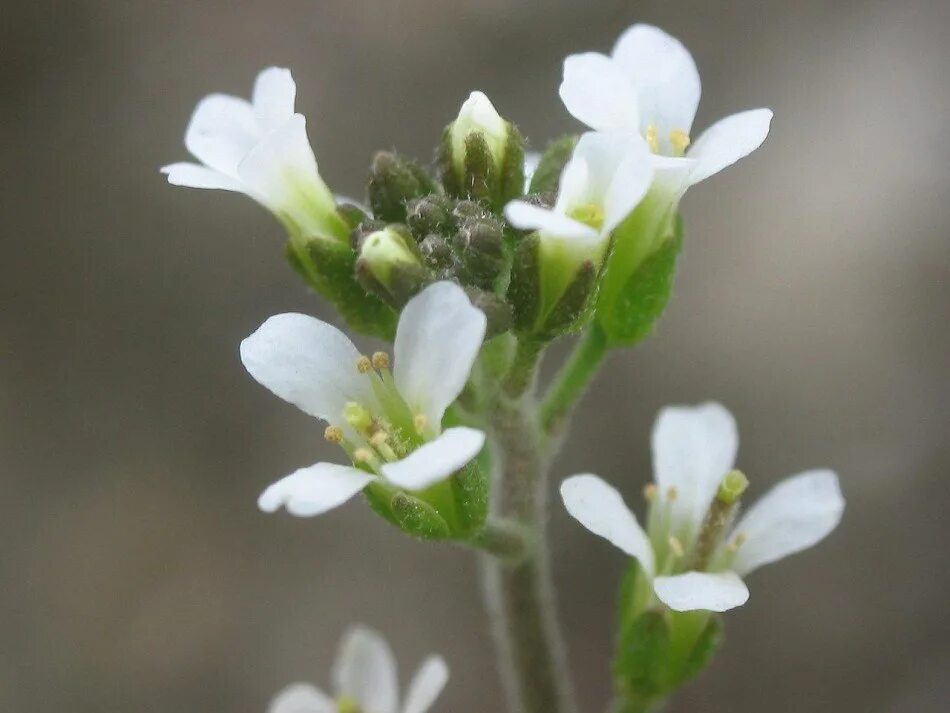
469,518,530,562
503,335,544,397
539,325,608,434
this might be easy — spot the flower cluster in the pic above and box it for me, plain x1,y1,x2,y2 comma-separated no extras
163,21,842,713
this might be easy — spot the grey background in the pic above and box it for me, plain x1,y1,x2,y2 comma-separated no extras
2,1,948,711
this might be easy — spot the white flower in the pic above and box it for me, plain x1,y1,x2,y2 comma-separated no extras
559,24,773,191
504,132,653,298
449,91,509,176
242,281,487,516
560,402,844,612
268,624,449,713
161,67,347,241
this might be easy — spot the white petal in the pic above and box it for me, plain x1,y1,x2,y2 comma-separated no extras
238,114,339,238
611,24,701,136
559,52,640,132
687,108,773,185
160,162,245,192
184,93,259,176
268,683,336,713
553,151,592,210
392,282,486,428
240,313,378,425
601,138,654,233
333,625,399,713
401,656,449,713
381,427,485,492
652,402,738,536
560,475,655,576
504,201,598,241
653,571,749,612
258,462,375,517
730,469,844,576
253,67,297,131
523,151,541,192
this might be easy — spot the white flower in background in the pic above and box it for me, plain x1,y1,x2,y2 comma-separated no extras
504,132,653,298
269,624,449,713
560,402,844,612
559,24,773,193
242,281,487,516
161,67,347,241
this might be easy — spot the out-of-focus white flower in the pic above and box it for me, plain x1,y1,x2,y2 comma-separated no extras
559,24,773,193
560,402,844,612
241,281,487,516
268,625,449,713
161,67,347,241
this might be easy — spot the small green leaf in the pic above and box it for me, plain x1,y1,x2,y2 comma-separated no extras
529,135,578,194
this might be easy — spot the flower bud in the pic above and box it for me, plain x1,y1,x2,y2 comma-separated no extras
368,151,437,223
453,217,505,290
355,226,430,308
418,234,455,275
464,287,513,338
406,195,454,237
439,92,525,208
349,219,386,252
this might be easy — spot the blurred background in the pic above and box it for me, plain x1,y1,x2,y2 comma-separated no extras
3,1,948,711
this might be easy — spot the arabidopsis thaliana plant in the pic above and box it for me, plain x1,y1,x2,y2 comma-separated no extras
449,91,509,176
161,67,347,241
242,281,487,516
268,624,449,713
561,402,844,612
559,24,773,191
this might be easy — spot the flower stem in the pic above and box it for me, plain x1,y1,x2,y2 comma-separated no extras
539,325,608,434
470,518,530,562
481,343,576,713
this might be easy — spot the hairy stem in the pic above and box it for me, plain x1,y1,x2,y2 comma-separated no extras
481,340,576,713
539,325,608,435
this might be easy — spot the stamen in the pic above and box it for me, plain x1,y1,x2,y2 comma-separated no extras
370,431,389,447
413,413,428,435
666,486,679,502
668,536,685,558
324,425,344,443
728,532,749,553
645,124,659,153
356,355,373,374
372,351,390,370
353,448,377,466
669,128,691,156
643,483,658,503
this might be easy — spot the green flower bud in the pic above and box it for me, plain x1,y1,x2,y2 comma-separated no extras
418,234,455,275
406,195,454,237
335,202,369,231
367,151,437,223
349,219,386,252
528,134,579,194
453,217,505,290
439,92,525,208
464,287,513,338
355,226,430,308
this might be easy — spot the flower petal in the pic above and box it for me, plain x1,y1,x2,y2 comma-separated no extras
253,67,297,131
730,469,844,576
333,625,399,713
258,462,375,517
560,474,655,576
611,24,701,137
687,108,773,185
381,427,485,492
401,656,449,713
522,151,541,192
268,683,336,713
504,201,598,241
237,114,337,235
240,312,378,426
392,282,486,429
653,571,749,612
559,52,640,132
602,138,654,234
652,402,738,537
160,162,245,192
184,93,259,176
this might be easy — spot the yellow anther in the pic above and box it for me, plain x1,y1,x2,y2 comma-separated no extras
643,483,658,503
372,351,390,370
413,413,428,434
645,124,659,153
669,128,691,156
353,448,375,464
370,430,389,447
356,355,373,373
666,486,679,502
728,532,749,552
324,425,344,444
668,536,685,558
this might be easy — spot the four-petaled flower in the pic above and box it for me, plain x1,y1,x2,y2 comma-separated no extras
559,24,773,195
161,67,347,242
242,281,487,516
268,624,449,713
561,402,844,612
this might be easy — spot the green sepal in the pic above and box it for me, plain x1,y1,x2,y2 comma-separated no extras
614,610,672,704
679,615,723,683
438,126,462,198
287,236,397,340
506,232,542,333
368,151,437,223
362,480,403,529
450,449,490,536
539,259,597,338
529,134,579,194
597,215,683,348
462,131,494,204
391,491,452,540
497,123,526,207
